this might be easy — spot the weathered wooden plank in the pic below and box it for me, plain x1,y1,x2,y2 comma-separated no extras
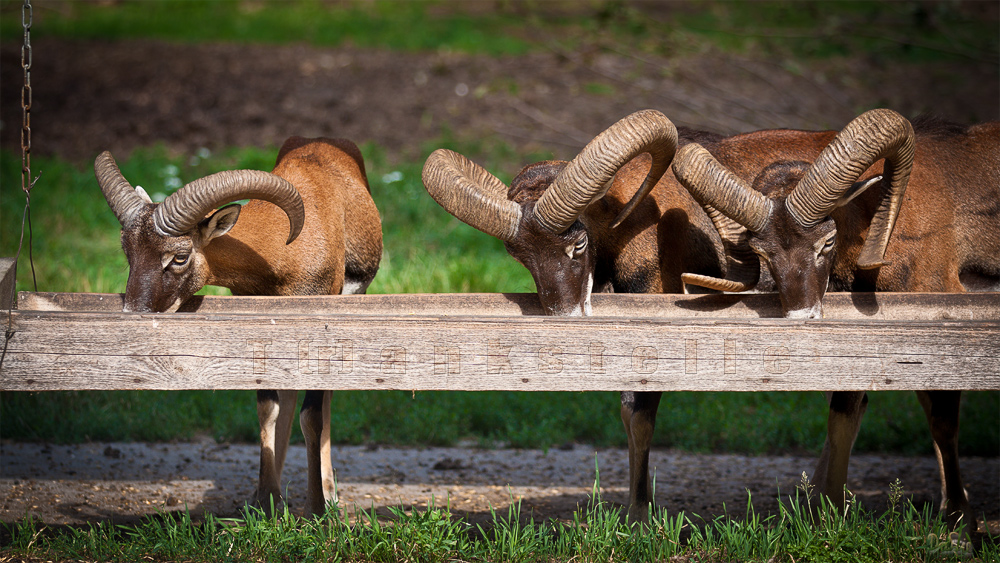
1,258,16,311
2,309,997,391
15,291,1000,320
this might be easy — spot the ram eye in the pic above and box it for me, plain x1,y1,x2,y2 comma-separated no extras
821,235,836,254
573,237,588,256
171,254,190,266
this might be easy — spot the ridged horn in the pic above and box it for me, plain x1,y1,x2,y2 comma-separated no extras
673,143,773,233
682,272,757,293
681,203,760,293
535,109,678,234
787,108,914,269
95,151,149,229
422,148,523,242
154,170,304,244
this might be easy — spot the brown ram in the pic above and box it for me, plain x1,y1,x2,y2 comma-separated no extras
97,136,383,516
672,109,999,531
422,109,860,521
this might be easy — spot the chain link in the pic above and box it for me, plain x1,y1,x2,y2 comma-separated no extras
21,0,32,188
4,0,36,362
18,0,37,292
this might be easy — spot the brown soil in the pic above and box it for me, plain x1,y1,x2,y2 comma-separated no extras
1,26,998,542
2,440,998,534
1,37,997,164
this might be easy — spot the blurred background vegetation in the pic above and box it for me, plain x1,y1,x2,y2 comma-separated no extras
2,0,996,60
0,0,996,456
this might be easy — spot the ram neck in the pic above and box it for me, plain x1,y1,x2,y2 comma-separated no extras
593,192,732,295
202,234,283,296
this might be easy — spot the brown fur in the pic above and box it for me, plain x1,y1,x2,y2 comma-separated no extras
682,118,998,532
823,123,996,533
205,137,381,297
588,129,852,522
115,137,382,517
588,128,843,297
491,126,866,522
831,121,1000,294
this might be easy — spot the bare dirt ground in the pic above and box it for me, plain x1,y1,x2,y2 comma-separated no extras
1,15,998,544
2,440,998,534
2,35,998,164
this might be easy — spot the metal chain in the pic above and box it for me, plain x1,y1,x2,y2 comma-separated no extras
18,0,38,291
21,0,32,176
3,0,34,368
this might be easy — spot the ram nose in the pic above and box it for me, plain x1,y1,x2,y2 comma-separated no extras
122,287,154,313
785,303,823,319
541,300,586,317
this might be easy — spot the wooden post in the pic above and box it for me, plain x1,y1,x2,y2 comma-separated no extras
0,258,16,311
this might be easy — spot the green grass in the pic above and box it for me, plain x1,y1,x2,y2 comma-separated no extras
3,388,997,457
364,138,539,295
2,146,998,456
656,1,998,64
1,0,993,65
0,0,535,55
3,475,995,562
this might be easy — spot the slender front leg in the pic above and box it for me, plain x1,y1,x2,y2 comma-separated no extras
254,389,297,516
301,389,337,516
812,391,867,511
915,390,975,533
620,390,663,522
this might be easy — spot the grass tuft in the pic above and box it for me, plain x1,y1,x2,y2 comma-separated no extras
4,476,996,562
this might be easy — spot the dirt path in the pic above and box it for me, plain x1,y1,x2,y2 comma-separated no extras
2,440,998,535
2,37,997,163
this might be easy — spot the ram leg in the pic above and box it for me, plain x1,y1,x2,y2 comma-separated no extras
620,391,663,522
915,390,975,533
301,390,336,517
812,391,867,512
255,389,297,516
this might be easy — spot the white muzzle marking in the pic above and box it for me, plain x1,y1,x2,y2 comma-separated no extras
786,303,822,319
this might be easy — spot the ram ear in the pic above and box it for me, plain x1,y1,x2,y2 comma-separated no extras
836,175,882,209
199,204,241,243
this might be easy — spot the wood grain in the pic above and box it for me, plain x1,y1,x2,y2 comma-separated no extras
2,298,997,391
16,291,1000,320
0,258,15,311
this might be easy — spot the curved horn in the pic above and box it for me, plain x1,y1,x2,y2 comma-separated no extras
535,109,678,234
95,151,149,229
682,271,758,293
680,203,760,293
422,149,523,242
154,170,304,244
787,108,914,268
673,143,773,233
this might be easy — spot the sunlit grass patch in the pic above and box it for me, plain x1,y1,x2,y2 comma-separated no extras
2,0,991,65
0,0,533,55
3,474,992,563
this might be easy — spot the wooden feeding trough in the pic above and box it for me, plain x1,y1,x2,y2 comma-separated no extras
2,260,997,393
